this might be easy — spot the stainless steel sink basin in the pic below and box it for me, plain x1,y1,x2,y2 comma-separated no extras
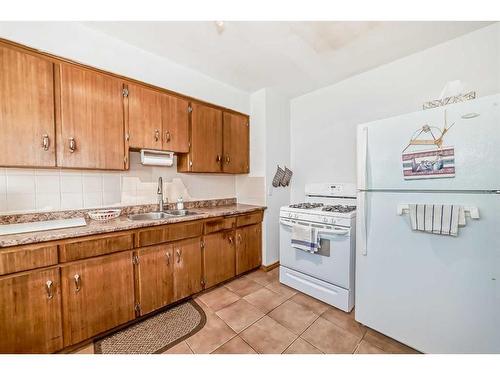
163,209,199,216
128,210,199,221
128,212,173,221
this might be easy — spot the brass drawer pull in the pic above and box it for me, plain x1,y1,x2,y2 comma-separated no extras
154,129,160,142
74,274,81,292
228,236,233,245
68,137,77,153
216,155,222,163
42,134,50,151
225,155,230,164
45,280,54,299
176,249,182,263
166,252,171,265
165,131,171,142
237,234,242,243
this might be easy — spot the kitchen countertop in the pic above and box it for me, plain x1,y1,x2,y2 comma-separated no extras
0,204,265,248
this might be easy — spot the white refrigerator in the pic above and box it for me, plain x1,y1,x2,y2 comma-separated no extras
356,94,500,353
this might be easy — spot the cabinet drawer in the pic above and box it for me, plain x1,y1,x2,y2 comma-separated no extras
136,221,203,247
0,244,58,276
59,233,134,262
236,211,263,227
204,217,236,234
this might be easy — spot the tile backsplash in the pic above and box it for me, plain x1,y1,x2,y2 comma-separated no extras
0,152,237,214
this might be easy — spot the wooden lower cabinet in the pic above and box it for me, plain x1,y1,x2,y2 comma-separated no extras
0,267,63,353
203,230,236,288
135,244,174,315
236,224,262,275
172,237,203,301
60,252,135,347
0,212,263,353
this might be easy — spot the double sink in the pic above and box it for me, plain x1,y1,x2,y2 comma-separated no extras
128,209,199,221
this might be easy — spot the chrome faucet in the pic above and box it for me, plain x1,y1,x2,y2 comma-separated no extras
157,177,168,211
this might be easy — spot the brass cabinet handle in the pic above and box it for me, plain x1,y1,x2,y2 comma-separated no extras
165,131,171,142
42,134,50,151
166,252,171,265
74,274,81,293
45,280,54,299
176,249,182,263
216,155,222,163
154,129,160,142
68,137,76,153
228,236,233,245
225,155,230,164
237,234,242,243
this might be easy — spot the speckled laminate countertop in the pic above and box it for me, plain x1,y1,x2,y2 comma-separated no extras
0,204,265,248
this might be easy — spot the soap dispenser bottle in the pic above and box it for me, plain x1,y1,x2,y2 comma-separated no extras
176,196,184,210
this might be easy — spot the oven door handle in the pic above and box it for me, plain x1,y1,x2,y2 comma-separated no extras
319,228,349,236
279,218,349,236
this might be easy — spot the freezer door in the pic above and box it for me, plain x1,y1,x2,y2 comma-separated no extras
357,94,500,191
355,191,500,353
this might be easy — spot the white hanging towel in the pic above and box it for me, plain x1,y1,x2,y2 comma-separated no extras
409,204,466,236
291,224,320,253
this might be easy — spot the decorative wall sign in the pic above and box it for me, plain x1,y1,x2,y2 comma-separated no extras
423,91,476,110
402,146,455,180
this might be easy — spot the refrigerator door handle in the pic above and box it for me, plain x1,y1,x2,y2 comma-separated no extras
358,191,368,256
357,126,368,190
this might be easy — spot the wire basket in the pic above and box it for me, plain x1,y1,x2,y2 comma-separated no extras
88,209,121,222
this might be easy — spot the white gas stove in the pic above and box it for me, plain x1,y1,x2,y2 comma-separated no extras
279,183,357,312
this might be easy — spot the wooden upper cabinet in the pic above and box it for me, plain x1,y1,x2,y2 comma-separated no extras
127,84,163,150
223,112,250,174
179,102,223,172
136,244,174,316
60,252,135,347
56,64,126,170
0,267,63,353
0,45,56,167
162,95,189,153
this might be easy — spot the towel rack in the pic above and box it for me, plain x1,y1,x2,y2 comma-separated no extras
396,204,480,219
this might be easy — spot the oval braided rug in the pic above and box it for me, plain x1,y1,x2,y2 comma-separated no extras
94,299,206,354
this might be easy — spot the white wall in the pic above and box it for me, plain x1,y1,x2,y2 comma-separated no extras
264,89,291,265
290,23,500,202
0,22,251,214
236,89,290,266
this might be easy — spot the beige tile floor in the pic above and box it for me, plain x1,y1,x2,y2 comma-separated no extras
74,268,418,355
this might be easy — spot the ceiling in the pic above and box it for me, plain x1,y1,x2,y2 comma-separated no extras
84,21,493,98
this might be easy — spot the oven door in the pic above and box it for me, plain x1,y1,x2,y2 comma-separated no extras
279,217,353,289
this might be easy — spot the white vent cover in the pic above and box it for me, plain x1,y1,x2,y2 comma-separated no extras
140,149,174,167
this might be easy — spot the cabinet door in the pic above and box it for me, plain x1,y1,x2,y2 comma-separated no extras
173,237,202,301
57,64,125,170
0,267,63,353
203,230,236,288
127,84,163,150
223,112,249,174
136,244,174,315
60,252,135,346
0,45,56,167
236,224,262,275
187,103,223,172
162,95,189,153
